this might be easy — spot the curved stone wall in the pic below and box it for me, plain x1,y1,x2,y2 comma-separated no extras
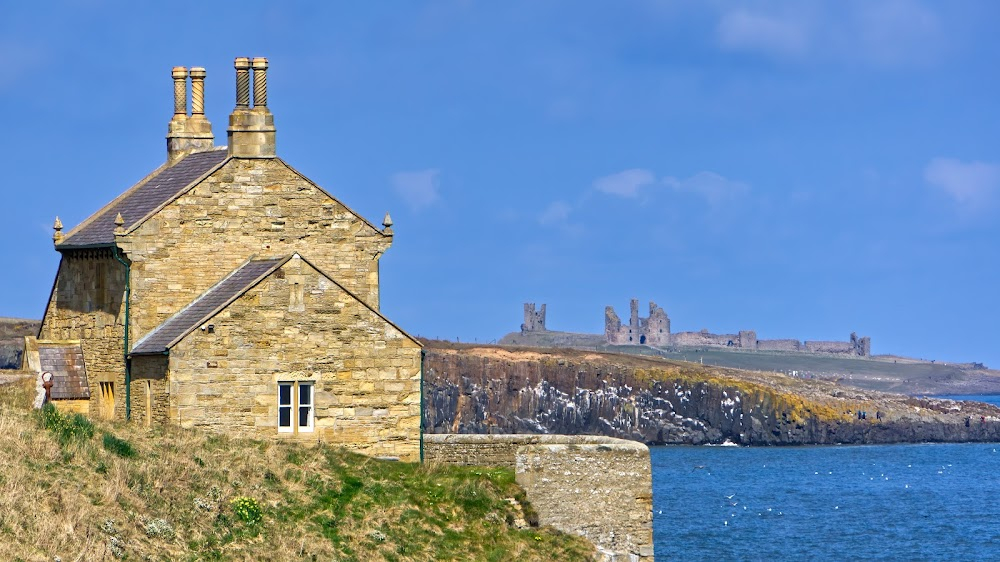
425,434,654,562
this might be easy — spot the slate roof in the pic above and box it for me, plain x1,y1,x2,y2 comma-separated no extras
130,257,288,355
59,149,229,248
37,343,90,400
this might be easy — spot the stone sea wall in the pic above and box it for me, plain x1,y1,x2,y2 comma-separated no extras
425,434,654,562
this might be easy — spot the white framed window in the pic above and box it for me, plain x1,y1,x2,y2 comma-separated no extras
278,382,293,433
278,381,314,434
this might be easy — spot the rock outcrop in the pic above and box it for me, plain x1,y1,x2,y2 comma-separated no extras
423,342,1000,446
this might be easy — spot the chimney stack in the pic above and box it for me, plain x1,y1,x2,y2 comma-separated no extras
166,66,214,162
227,56,276,158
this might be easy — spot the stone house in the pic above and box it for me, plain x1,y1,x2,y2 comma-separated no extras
33,58,422,460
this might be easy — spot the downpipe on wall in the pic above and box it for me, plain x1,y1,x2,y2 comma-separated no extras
112,246,131,421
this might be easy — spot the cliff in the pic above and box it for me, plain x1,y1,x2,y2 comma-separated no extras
0,318,39,369
423,342,1000,445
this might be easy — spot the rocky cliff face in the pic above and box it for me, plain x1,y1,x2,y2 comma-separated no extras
423,344,1000,445
0,319,39,370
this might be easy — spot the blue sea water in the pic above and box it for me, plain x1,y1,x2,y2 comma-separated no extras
651,395,1000,561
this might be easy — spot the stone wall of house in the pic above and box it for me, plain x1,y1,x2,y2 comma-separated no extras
166,256,421,461
424,434,654,562
118,157,392,343
131,355,170,426
38,251,127,418
52,399,90,415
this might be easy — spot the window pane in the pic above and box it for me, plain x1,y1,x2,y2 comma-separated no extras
279,406,291,428
278,383,291,406
299,406,311,428
299,383,312,406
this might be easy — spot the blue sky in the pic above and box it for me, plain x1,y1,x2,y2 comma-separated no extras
1,1,998,367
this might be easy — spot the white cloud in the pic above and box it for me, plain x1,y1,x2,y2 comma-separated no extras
538,200,572,226
664,171,749,206
851,0,940,65
593,168,749,206
713,1,943,67
717,9,809,58
391,169,440,210
593,168,656,197
925,157,1000,207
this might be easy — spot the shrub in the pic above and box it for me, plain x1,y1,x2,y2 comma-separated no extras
230,496,263,525
102,432,136,458
38,403,94,445
144,517,174,538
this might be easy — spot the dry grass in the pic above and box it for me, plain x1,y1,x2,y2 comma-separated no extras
0,379,594,562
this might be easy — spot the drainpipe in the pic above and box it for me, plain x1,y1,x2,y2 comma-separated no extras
420,348,425,464
111,246,131,421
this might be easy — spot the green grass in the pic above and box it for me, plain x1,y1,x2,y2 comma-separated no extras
0,378,594,561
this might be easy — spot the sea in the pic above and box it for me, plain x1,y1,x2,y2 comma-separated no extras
651,395,1000,561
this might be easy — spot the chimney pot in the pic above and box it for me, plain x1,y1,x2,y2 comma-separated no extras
234,57,251,109
228,56,276,158
167,65,214,162
171,66,188,116
251,57,268,107
189,67,207,115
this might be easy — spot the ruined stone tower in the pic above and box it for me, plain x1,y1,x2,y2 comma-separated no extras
522,303,546,333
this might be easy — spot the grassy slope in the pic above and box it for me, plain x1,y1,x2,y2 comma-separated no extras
604,345,1000,395
0,379,594,562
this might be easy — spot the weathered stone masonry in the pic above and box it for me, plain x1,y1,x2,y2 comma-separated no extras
425,434,654,562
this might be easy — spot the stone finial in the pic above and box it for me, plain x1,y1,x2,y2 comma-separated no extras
114,212,125,235
251,57,268,107
52,216,63,244
382,212,393,235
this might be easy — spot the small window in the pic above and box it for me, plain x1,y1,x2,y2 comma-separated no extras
100,381,115,420
278,381,314,434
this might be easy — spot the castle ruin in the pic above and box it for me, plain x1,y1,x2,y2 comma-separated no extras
521,303,546,333
605,300,670,346
512,300,871,358
604,299,870,357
